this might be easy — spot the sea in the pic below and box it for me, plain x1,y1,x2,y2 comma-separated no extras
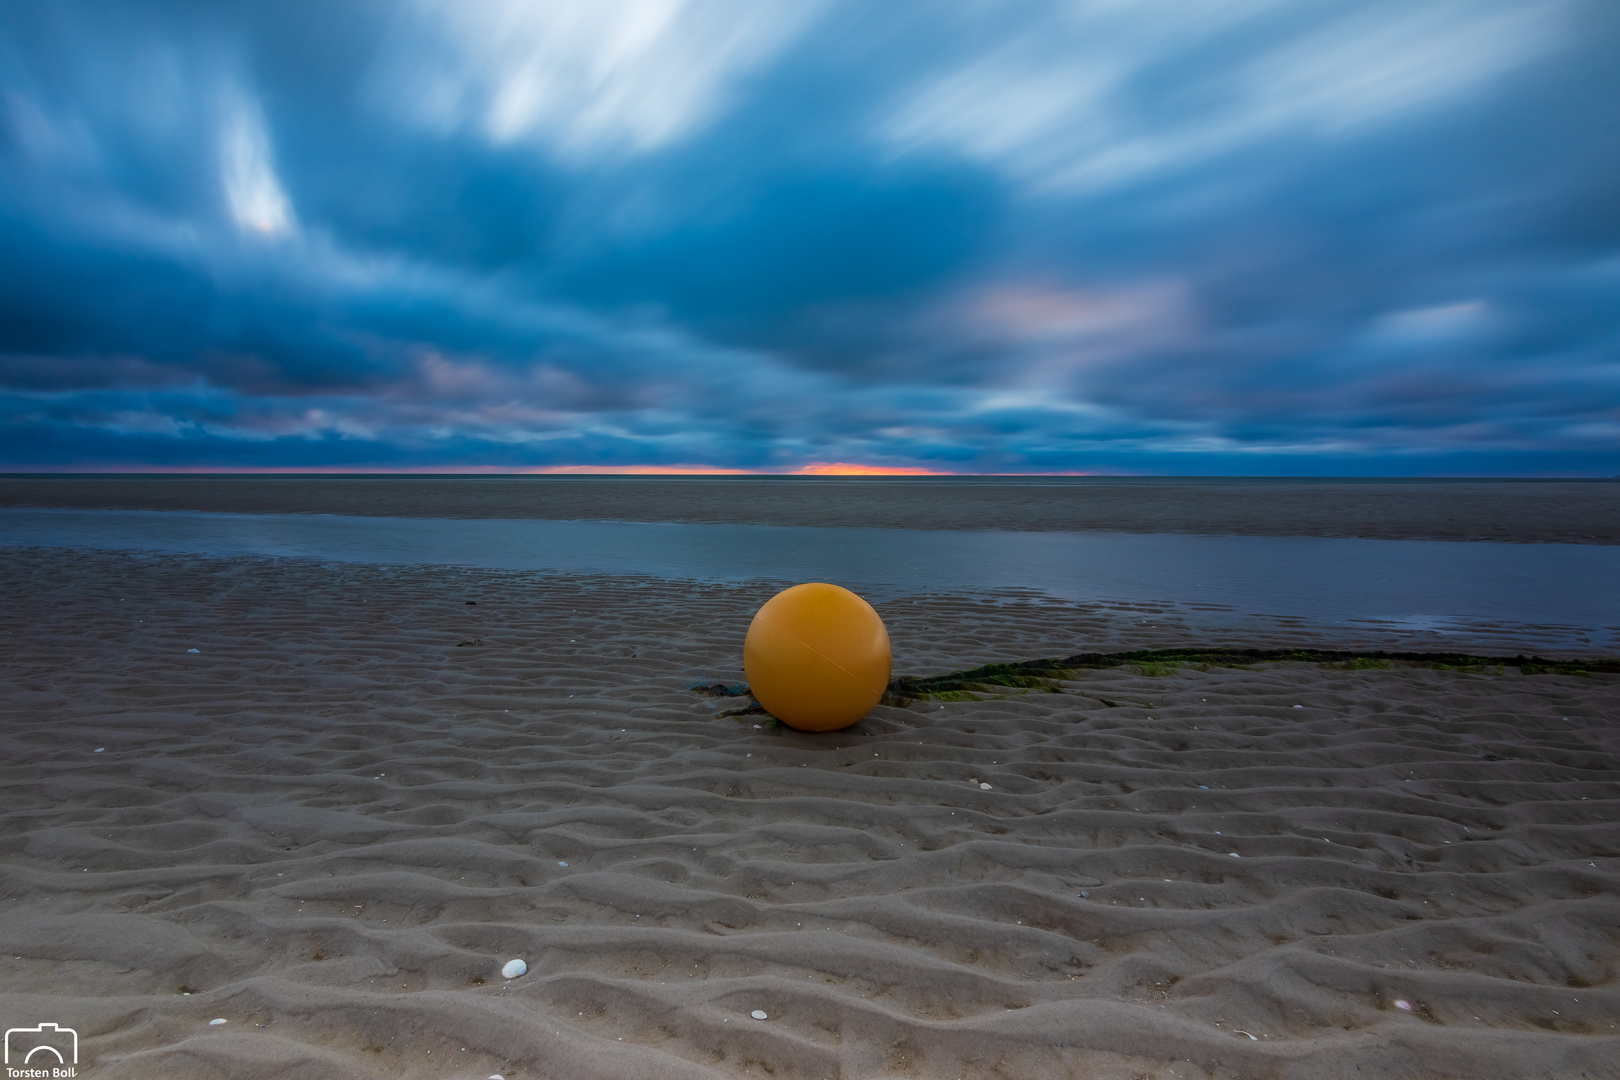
1,505,1615,652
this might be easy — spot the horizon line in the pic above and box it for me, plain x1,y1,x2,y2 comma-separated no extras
0,463,1104,477
0,467,1611,479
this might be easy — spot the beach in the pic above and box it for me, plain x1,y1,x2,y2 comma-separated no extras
1,538,1616,1079
7,0,1618,1073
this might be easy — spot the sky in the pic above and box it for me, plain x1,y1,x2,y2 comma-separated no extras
0,0,1616,476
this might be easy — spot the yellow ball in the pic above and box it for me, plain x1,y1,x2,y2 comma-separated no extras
743,582,891,732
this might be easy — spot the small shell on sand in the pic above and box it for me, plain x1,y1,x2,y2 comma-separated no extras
979,783,992,790
502,958,527,979
751,1010,768,1020
208,1018,227,1026
1395,999,1414,1011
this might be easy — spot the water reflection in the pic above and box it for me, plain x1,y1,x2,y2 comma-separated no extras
2,508,1614,639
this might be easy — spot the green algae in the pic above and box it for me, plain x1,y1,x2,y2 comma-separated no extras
686,648,1614,711
881,647,1616,703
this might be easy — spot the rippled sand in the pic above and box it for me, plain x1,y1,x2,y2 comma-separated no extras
1,548,1616,1079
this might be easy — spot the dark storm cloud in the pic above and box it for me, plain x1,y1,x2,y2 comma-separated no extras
0,0,1615,473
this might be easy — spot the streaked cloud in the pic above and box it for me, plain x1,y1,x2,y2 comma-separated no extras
1247,2,1566,132
221,96,296,236
883,0,1569,192
377,0,825,158
1369,301,1491,344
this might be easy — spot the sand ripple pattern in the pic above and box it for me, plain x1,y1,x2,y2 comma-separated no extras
1,549,1617,1079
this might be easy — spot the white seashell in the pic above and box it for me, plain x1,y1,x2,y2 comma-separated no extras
557,861,568,867
1395,999,1414,1011
979,783,991,790
1228,852,1240,857
750,1010,767,1020
208,1018,227,1026
502,958,527,979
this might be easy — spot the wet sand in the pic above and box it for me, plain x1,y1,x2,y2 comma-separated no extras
1,547,1616,1079
2,475,1618,544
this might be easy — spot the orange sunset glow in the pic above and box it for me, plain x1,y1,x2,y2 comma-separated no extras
522,465,758,475
793,462,954,476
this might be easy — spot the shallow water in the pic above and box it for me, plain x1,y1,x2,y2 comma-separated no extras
2,508,1615,647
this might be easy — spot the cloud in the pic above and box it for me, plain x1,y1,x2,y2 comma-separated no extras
882,0,1570,193
1367,301,1491,344
4,90,98,170
220,95,296,237
375,0,825,159
1246,2,1567,133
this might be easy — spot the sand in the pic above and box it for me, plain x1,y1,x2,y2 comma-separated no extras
1,545,1616,1079
2,475,1618,544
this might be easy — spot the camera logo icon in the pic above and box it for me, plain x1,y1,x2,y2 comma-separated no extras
5,1022,78,1066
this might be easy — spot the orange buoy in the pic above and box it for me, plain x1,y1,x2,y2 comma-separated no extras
743,582,891,732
